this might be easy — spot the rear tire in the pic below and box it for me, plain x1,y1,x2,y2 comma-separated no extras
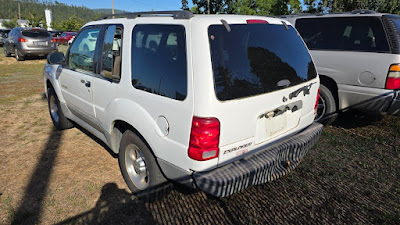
315,84,337,125
47,87,74,130
15,48,24,61
118,130,169,201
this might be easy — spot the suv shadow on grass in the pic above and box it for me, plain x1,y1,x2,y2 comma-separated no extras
11,128,63,225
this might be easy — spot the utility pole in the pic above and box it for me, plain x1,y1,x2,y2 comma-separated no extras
12,0,21,26
207,0,210,14
18,1,21,26
112,0,114,18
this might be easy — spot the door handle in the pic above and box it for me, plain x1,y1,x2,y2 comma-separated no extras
85,81,91,87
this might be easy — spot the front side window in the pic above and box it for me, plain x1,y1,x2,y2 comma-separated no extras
68,27,100,72
209,24,317,101
296,17,389,52
102,25,123,80
131,24,187,101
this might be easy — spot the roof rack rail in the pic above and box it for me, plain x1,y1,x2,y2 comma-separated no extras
96,10,194,21
351,9,376,14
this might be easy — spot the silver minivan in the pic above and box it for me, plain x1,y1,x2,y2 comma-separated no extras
282,10,400,124
4,27,57,61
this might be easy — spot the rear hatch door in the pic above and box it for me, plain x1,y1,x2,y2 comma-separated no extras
203,19,319,165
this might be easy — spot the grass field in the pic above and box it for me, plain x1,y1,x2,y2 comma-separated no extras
0,45,399,225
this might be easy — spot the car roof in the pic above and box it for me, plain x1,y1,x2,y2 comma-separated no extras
84,11,291,27
279,10,391,20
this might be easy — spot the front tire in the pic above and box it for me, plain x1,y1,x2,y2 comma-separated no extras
118,130,169,201
4,47,11,57
315,84,337,125
47,87,74,130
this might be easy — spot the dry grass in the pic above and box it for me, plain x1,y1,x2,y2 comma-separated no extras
0,45,399,225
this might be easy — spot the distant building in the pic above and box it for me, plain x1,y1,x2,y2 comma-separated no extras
0,19,28,29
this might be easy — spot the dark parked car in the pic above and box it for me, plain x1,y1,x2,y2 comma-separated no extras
57,32,77,45
0,29,11,46
3,27,57,61
49,30,62,37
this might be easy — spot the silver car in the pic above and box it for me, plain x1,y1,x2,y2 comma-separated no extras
3,27,57,61
281,10,400,124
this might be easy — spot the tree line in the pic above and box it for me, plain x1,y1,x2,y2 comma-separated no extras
0,0,102,30
182,0,400,15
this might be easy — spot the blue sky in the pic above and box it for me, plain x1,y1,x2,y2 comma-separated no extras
55,0,305,12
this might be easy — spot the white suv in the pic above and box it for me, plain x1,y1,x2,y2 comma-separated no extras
44,11,323,199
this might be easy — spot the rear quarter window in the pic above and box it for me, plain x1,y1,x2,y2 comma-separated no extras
209,23,317,101
131,24,187,101
295,17,389,53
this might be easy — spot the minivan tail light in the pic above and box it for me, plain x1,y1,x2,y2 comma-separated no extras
18,38,26,43
188,117,220,161
386,64,400,90
314,88,320,114
246,19,269,24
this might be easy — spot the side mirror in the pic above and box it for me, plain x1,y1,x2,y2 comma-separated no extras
47,52,65,64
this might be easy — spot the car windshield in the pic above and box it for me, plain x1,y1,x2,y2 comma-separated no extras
22,30,50,38
209,23,317,101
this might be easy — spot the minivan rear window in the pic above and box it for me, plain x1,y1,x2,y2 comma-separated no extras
22,30,51,38
209,23,316,101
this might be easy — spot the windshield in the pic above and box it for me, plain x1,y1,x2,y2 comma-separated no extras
209,23,316,101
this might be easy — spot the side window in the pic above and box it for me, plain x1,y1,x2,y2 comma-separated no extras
101,25,123,80
296,17,389,52
68,27,100,72
131,25,187,101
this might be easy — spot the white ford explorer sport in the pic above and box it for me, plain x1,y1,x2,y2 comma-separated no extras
43,11,323,199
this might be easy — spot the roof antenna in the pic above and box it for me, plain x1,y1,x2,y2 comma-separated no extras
221,19,231,32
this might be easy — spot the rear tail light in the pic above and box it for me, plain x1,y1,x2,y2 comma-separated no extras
386,64,400,90
188,117,220,161
18,38,26,43
51,38,57,43
314,88,320,114
246,19,269,24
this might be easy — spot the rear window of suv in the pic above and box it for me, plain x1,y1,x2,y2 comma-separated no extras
295,17,389,53
209,23,317,101
22,30,51,38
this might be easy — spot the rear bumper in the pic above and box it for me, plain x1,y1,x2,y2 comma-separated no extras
193,122,324,197
20,47,57,56
387,90,400,116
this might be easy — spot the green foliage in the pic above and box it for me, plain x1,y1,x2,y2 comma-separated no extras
54,16,84,31
26,10,45,28
304,0,400,14
181,0,189,10
0,0,101,30
2,19,18,28
188,0,301,15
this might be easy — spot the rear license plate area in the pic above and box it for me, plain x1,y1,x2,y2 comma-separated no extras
255,101,302,144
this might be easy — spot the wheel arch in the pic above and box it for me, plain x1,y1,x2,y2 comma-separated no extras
319,75,339,108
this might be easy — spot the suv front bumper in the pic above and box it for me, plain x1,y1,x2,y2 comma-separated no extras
193,122,324,197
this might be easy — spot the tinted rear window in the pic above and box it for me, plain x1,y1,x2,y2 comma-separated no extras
209,23,316,101
22,30,51,38
296,17,389,52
